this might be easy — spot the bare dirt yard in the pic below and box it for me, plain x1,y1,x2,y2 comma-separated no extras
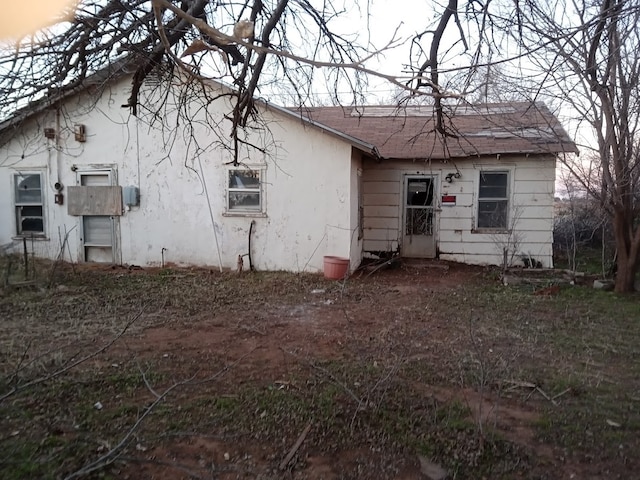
1,260,639,479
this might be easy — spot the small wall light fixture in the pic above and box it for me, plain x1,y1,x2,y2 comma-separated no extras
445,172,461,183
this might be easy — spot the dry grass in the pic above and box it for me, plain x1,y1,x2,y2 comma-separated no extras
1,259,639,479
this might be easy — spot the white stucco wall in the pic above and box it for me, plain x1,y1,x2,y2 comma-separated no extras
0,76,359,273
362,155,557,267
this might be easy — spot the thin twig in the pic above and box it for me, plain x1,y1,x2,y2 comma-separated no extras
349,359,403,431
552,387,572,400
5,339,32,388
183,347,258,386
535,386,558,406
0,308,144,403
65,349,256,479
137,361,162,399
280,348,362,405
118,456,209,480
64,372,199,480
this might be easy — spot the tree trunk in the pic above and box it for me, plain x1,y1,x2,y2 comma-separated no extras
613,212,640,293
615,258,637,292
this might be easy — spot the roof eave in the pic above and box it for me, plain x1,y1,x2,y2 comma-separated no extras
382,146,579,161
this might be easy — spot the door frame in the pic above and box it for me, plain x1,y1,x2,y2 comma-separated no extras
401,174,438,258
76,167,121,264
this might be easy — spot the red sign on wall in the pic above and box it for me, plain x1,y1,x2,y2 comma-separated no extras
442,195,456,206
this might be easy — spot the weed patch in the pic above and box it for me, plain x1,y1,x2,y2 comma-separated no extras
0,263,638,478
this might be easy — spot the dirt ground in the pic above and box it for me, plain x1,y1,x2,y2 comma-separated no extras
112,263,491,480
1,260,639,479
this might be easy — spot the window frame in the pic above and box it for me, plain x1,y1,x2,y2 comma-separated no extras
76,169,114,186
476,170,510,231
74,167,118,264
225,167,265,216
13,172,46,237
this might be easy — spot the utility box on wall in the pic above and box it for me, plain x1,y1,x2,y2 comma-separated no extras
123,186,140,207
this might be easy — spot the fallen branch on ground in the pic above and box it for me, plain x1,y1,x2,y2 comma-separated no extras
280,348,362,405
0,308,145,402
503,379,560,406
65,349,257,479
64,372,198,480
279,422,312,470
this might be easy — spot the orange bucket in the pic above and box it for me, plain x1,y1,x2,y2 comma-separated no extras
323,256,350,280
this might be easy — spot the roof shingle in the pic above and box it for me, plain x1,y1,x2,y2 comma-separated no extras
296,102,578,160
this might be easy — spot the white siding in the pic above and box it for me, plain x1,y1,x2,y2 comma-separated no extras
361,164,402,253
364,181,400,194
364,217,400,230
362,155,557,267
363,205,398,218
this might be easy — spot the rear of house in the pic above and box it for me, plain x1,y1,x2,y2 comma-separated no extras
0,62,576,272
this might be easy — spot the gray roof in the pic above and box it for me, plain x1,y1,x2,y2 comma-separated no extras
296,103,578,160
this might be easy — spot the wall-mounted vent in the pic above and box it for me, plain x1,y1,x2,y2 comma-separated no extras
44,128,55,139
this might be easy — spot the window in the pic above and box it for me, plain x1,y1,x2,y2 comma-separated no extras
477,171,508,229
228,169,262,212
14,173,45,236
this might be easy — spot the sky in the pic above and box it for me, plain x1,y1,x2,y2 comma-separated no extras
293,0,467,104
0,0,482,105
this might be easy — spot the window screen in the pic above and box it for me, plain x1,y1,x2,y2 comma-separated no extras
478,172,508,229
14,173,44,235
228,170,261,211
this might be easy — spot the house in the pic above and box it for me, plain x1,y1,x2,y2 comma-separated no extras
0,62,577,272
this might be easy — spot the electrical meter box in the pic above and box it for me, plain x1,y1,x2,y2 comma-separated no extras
123,186,140,207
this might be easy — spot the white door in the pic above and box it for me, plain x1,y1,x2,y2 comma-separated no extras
401,175,436,258
79,172,117,263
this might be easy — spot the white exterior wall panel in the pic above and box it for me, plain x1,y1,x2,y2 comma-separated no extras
0,76,359,273
362,156,557,267
364,217,399,230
